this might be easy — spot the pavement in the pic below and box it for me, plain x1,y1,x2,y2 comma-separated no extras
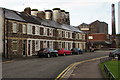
69,60,103,78
57,57,106,80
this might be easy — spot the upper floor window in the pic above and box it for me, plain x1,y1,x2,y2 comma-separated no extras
68,32,70,38
40,27,44,35
62,31,65,38
27,25,32,34
65,32,68,38
79,34,82,39
49,29,53,36
44,28,47,36
12,23,18,33
22,24,27,34
35,26,40,35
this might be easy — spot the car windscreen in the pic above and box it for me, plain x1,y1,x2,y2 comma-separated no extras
74,48,80,50
49,48,54,51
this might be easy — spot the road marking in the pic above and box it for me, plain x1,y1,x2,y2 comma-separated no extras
2,60,14,64
55,56,108,80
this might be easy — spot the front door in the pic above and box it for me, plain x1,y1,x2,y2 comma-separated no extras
22,40,26,56
27,40,32,56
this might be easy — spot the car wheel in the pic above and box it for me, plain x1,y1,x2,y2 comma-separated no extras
38,55,41,58
47,54,50,58
77,52,79,55
55,53,58,57
63,53,66,56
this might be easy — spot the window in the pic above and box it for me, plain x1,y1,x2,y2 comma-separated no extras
22,24,27,34
40,27,44,35
32,26,35,34
35,40,40,51
27,25,32,34
62,31,65,38
13,23,18,33
65,32,68,38
44,28,47,36
79,34,82,39
12,40,18,51
35,26,40,35
47,28,49,36
49,29,52,36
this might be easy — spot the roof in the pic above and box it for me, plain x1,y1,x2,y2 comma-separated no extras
4,9,25,22
91,41,111,45
3,8,83,33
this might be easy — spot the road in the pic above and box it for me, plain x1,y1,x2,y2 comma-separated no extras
2,51,109,79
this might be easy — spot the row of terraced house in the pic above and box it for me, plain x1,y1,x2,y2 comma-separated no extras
0,7,86,59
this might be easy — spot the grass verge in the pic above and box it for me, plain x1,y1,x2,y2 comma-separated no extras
99,60,120,79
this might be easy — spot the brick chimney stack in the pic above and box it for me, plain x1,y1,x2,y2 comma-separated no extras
24,7,31,15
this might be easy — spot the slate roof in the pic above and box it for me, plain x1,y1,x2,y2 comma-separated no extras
4,8,25,22
3,8,84,33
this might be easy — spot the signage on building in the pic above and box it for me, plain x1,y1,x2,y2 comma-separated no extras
81,28,89,31
88,36,93,39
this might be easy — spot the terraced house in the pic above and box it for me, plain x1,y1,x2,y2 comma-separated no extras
0,7,86,59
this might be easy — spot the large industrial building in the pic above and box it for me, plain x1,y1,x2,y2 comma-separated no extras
78,20,108,34
78,20,110,49
0,7,86,59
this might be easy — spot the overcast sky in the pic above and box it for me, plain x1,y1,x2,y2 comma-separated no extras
0,0,119,34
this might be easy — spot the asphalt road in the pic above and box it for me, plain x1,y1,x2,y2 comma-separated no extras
2,51,109,79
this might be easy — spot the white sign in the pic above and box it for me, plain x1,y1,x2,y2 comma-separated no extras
88,36,93,39
81,28,89,31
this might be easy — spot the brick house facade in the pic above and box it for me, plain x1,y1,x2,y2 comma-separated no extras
0,8,86,59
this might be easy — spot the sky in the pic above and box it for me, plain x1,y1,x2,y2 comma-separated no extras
0,0,119,34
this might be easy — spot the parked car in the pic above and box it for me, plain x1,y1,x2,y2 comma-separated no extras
57,48,72,55
109,48,120,58
38,48,58,58
71,48,83,55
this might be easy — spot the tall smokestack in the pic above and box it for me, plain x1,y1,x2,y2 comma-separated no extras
111,4,116,48
112,4,116,37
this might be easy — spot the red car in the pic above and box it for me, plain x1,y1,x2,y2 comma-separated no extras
57,48,72,55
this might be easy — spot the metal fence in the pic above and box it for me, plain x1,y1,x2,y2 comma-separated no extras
104,64,116,80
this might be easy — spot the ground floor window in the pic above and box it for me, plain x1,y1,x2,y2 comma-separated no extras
12,40,18,51
35,40,40,51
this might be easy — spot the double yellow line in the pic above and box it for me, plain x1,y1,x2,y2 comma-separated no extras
55,56,108,80
2,60,14,64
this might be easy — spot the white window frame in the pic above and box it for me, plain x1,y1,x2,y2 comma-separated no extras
27,24,32,34
35,26,40,35
35,40,40,51
22,24,27,34
13,23,17,33
12,40,18,51
44,27,47,36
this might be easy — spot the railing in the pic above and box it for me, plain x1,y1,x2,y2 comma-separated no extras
100,57,112,63
104,64,116,80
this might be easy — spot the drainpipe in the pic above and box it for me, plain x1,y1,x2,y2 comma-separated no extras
3,8,6,58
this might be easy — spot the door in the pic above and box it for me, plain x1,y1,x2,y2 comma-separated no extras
22,40,26,56
27,40,32,56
